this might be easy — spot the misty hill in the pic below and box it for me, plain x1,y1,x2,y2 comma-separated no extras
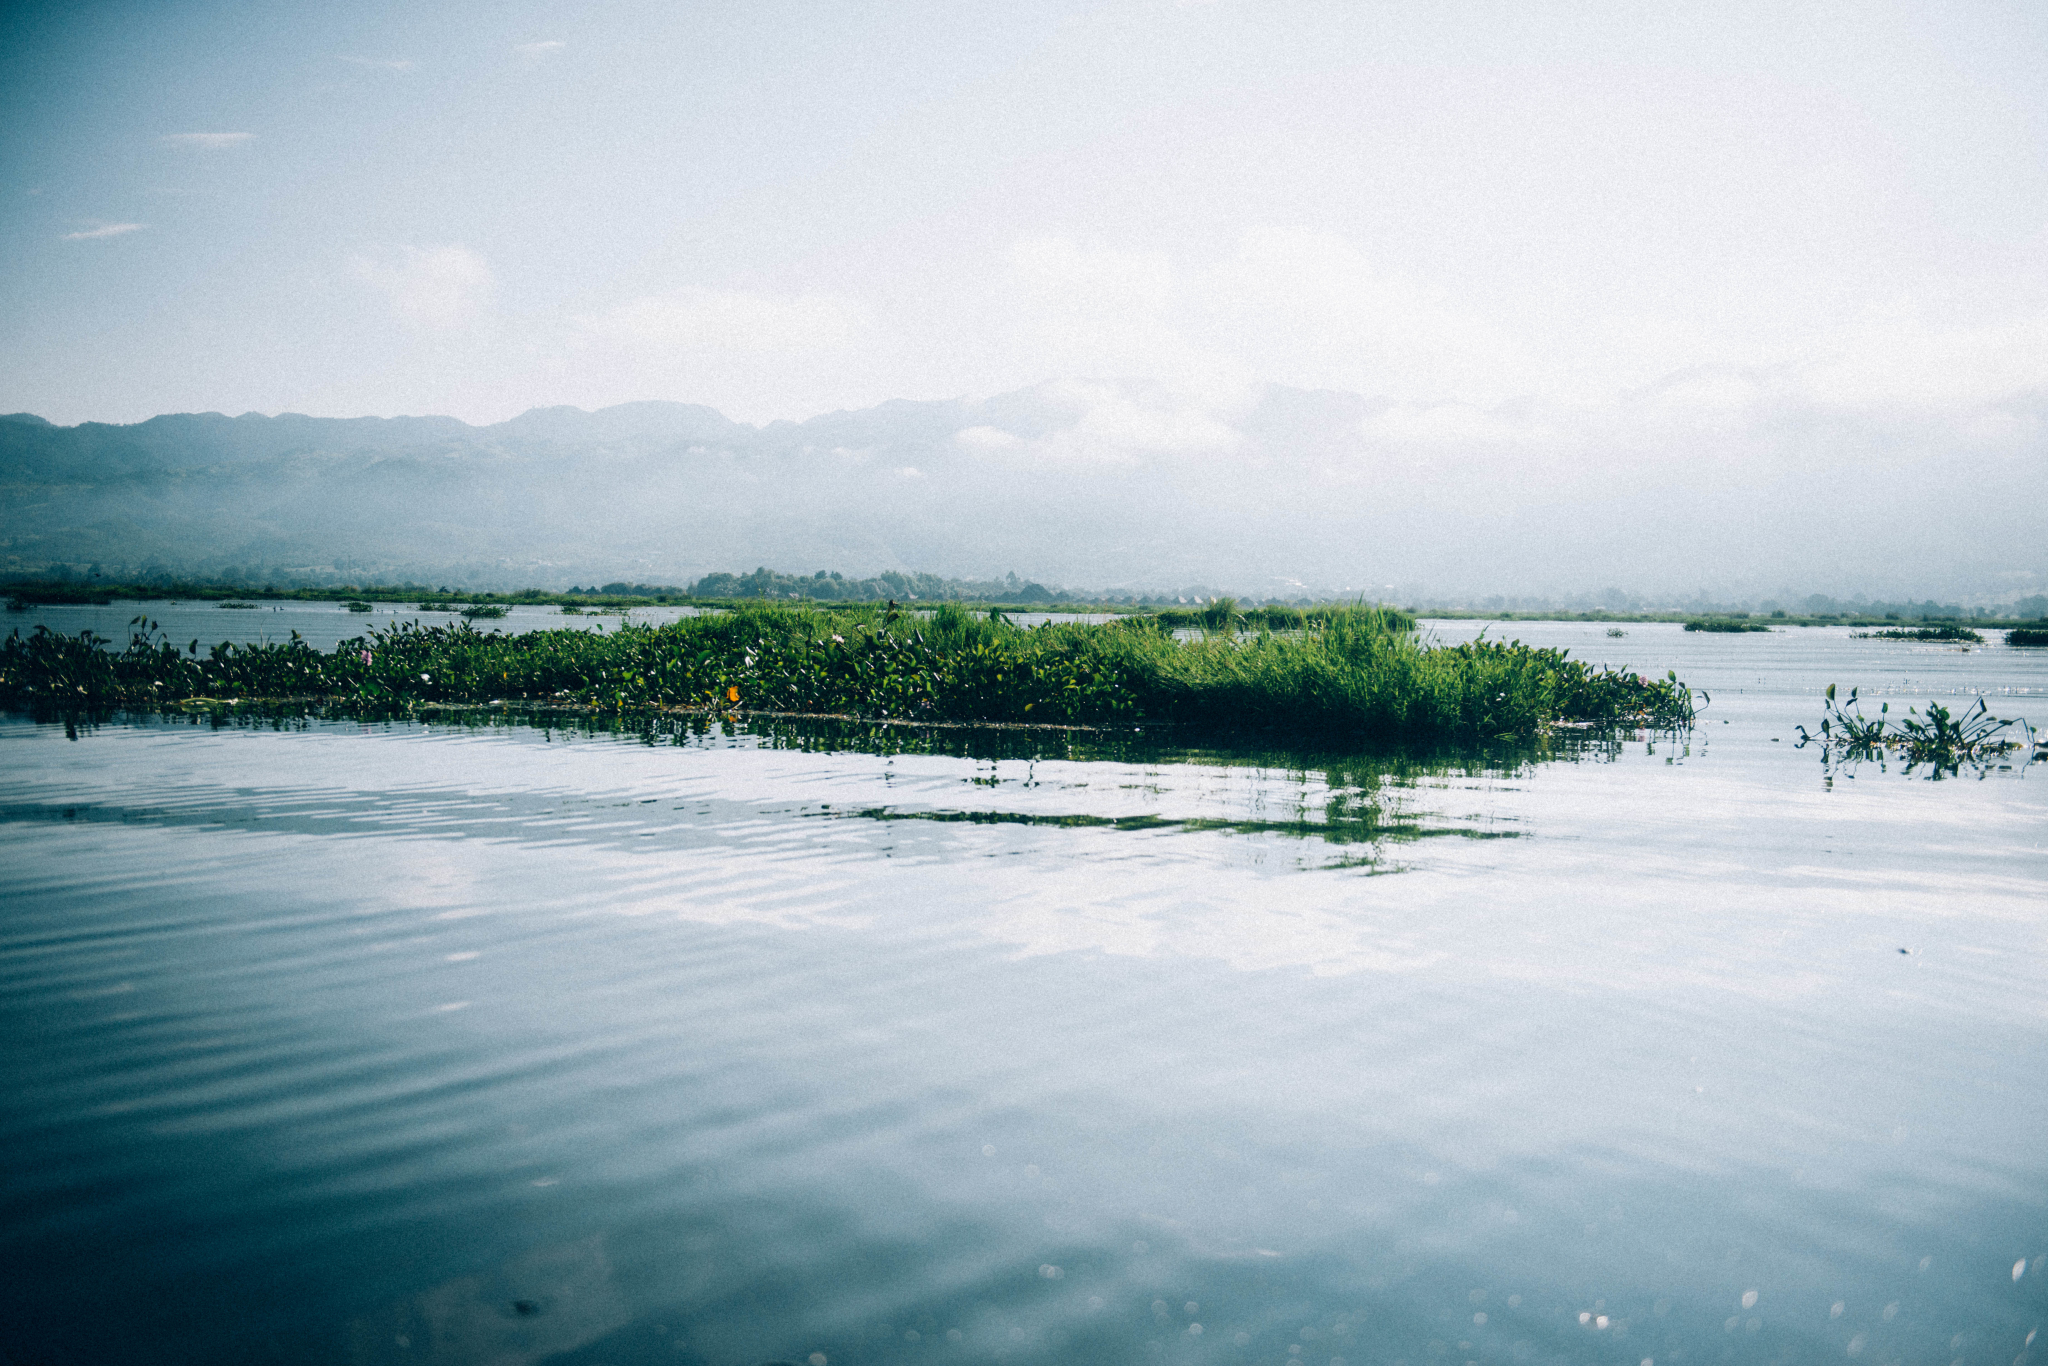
3,380,2042,603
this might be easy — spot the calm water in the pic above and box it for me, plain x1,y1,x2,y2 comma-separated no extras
4,599,714,652
3,624,2044,1366
1,601,1114,654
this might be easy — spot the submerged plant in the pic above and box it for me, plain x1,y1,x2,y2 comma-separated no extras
1795,683,2032,778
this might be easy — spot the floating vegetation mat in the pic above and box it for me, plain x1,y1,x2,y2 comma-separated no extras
1852,625,1984,643
2,603,1694,745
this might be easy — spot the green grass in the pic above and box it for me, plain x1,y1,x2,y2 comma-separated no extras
344,599,374,612
2004,628,2048,646
1853,625,1984,643
1,602,1693,743
1683,618,1773,633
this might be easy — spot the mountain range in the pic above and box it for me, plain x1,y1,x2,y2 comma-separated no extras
3,379,2042,604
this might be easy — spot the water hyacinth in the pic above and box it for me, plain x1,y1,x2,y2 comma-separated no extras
1,603,1695,743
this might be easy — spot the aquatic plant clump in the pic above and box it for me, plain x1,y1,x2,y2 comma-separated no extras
0,604,1694,742
1853,625,1984,643
1683,618,1772,633
2005,627,2048,646
1795,684,2033,778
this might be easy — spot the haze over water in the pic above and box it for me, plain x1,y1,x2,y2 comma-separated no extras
4,627,2044,1364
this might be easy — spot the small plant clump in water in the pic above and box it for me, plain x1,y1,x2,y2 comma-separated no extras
1796,684,2034,779
344,600,374,613
1606,628,1627,638
461,604,509,619
2004,627,2048,647
1683,618,1772,633
0,602,1696,745
218,601,258,610
1852,625,1983,643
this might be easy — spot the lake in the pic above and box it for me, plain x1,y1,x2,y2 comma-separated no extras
2,598,717,653
2,622,2044,1365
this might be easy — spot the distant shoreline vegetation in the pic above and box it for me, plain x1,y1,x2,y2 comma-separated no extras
3,574,2044,630
1,601,1694,744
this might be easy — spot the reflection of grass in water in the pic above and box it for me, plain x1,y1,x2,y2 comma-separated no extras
1853,625,1983,643
827,804,1519,850
50,704,1567,868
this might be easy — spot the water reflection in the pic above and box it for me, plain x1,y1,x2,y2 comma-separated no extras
22,705,1623,871
3,674,2045,1366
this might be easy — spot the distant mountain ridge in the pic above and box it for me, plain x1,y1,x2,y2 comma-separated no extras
0,385,1379,592
1,380,2039,603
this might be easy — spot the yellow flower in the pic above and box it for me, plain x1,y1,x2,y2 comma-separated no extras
726,686,740,702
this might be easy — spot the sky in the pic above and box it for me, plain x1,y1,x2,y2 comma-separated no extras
2,0,2045,603
2,0,2043,425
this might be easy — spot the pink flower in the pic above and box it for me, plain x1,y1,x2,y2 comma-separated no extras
361,650,373,665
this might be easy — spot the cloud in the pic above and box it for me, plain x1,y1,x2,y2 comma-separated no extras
955,425,1022,451
159,132,253,148
353,245,493,330
1008,236,1172,314
962,380,1245,467
577,287,860,355
62,223,144,241
552,286,872,422
1197,228,1542,404
1000,235,1231,390
339,56,414,71
516,40,566,60
1358,401,1549,448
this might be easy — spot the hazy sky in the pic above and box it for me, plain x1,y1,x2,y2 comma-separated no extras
4,0,2046,435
